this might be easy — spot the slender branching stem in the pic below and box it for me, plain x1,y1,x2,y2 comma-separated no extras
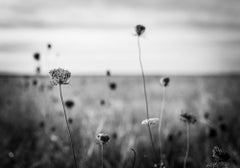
131,148,136,168
137,36,158,162
101,144,104,168
59,84,78,168
158,86,166,164
184,123,190,168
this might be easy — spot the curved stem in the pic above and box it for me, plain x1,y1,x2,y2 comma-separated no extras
183,123,190,168
137,37,158,162
131,148,136,168
59,84,78,168
158,86,166,164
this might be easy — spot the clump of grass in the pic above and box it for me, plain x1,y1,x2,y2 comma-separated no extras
180,111,197,168
158,77,170,165
135,24,158,162
96,133,110,168
206,146,230,168
49,68,78,168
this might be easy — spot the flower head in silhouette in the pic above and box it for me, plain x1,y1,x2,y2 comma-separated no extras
49,68,71,86
135,25,145,36
180,112,197,124
97,133,110,145
160,77,170,87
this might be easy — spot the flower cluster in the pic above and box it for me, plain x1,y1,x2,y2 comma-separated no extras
141,118,159,126
135,25,145,36
96,133,110,145
180,112,197,124
49,68,71,85
160,77,170,87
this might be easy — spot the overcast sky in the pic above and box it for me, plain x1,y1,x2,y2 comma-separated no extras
0,0,240,75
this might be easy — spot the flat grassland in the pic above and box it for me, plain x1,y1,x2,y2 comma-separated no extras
0,75,240,168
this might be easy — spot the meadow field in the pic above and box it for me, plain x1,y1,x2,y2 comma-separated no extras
0,75,240,168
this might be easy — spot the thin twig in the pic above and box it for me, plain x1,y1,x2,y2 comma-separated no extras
183,123,190,168
158,86,166,164
137,36,158,162
59,84,78,168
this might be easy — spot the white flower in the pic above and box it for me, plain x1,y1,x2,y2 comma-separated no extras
141,118,159,126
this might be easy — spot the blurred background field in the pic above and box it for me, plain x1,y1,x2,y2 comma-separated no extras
0,74,240,168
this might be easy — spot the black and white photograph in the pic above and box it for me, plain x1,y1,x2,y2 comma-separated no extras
0,0,240,168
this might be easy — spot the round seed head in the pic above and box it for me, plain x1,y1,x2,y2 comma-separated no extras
33,52,40,61
212,146,230,162
135,25,145,36
160,77,170,87
49,68,71,85
96,133,110,145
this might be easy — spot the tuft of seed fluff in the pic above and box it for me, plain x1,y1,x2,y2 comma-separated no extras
96,133,110,145
49,68,71,86
135,25,145,36
180,112,197,124
160,77,170,87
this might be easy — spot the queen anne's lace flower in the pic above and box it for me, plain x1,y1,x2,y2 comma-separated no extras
180,112,197,124
49,68,71,85
141,118,159,126
97,133,110,145
160,77,170,87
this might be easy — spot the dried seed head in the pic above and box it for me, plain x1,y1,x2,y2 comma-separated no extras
135,25,145,36
65,100,75,109
96,133,110,145
49,68,71,85
33,52,40,61
212,146,230,162
106,70,111,77
141,118,159,126
160,77,170,87
180,112,197,124
47,43,52,49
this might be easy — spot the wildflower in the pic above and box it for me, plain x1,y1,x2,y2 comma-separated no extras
160,77,170,87
65,100,75,109
49,68,71,85
106,70,111,77
47,43,52,49
212,146,230,162
33,52,40,61
135,25,145,36
97,133,110,145
36,66,41,74
180,112,197,124
141,118,159,126
109,82,117,90
68,118,73,124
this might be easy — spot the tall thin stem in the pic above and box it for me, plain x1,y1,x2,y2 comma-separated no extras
131,148,136,168
137,36,158,162
101,144,104,168
59,84,78,168
183,123,190,168
158,86,166,164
